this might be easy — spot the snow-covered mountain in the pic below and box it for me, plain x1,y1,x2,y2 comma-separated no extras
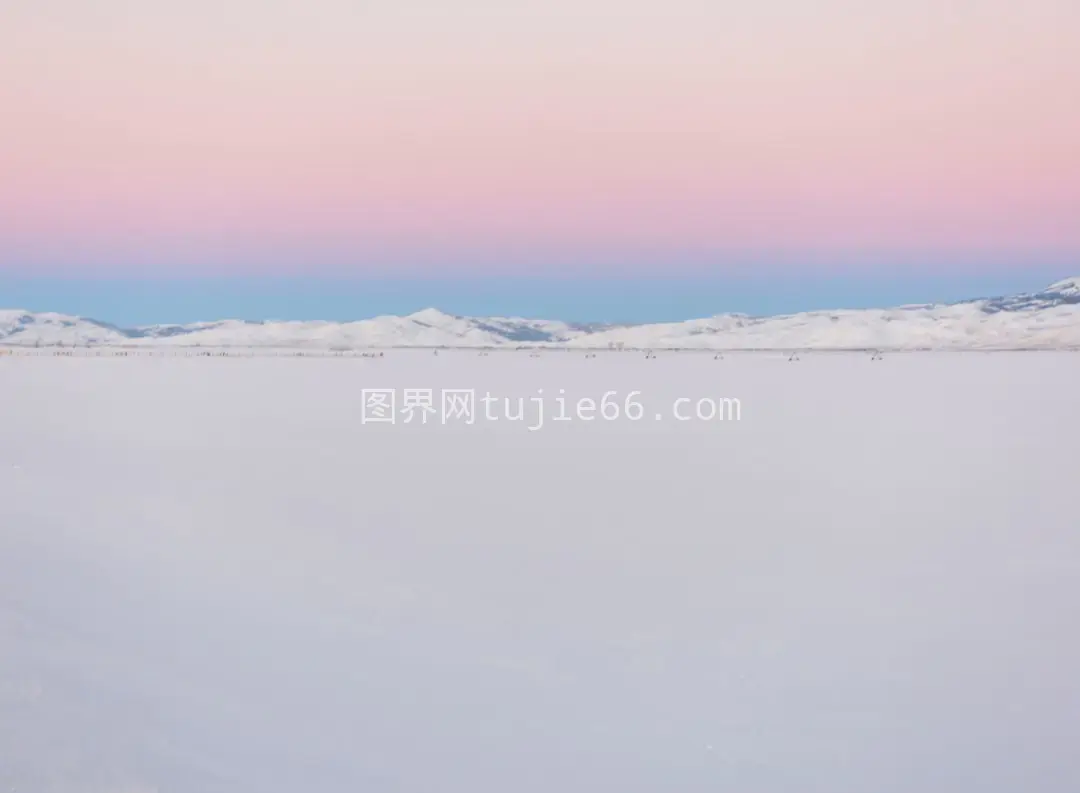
2,276,1079,350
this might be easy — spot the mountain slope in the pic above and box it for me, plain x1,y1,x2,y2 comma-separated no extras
2,277,1079,350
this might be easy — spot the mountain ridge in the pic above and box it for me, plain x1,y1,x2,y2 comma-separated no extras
2,276,1079,350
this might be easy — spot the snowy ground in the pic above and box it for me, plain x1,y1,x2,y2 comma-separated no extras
2,350,1079,793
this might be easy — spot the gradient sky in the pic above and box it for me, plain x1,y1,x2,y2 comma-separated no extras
2,0,1078,320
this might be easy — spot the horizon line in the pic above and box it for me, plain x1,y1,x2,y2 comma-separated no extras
2,272,1077,328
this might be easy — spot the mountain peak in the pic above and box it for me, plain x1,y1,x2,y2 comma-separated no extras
1042,277,1080,297
406,308,458,324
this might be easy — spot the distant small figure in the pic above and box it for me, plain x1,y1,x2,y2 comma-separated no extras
788,352,801,362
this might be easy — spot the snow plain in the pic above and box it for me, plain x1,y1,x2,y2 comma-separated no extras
2,349,1079,793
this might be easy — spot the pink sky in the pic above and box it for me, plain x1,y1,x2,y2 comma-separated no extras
2,0,1078,276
